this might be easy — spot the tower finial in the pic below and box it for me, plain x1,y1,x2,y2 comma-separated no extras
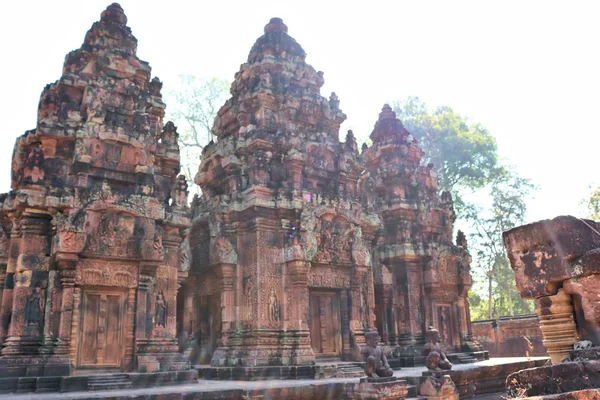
101,3,127,25
264,17,288,33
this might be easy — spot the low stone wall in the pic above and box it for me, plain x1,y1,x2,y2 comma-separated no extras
472,314,546,357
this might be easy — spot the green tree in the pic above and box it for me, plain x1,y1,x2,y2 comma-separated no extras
581,185,600,220
392,97,501,212
166,75,230,194
392,97,536,319
465,169,536,319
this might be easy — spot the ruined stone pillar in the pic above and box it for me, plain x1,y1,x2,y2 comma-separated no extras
537,289,578,364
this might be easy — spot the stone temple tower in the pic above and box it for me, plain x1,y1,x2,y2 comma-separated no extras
0,3,192,377
186,17,478,374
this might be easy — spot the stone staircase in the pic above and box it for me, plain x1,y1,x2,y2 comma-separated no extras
87,373,133,391
454,353,478,364
334,362,366,378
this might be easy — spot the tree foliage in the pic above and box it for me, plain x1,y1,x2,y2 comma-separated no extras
166,75,230,194
465,168,537,319
581,185,600,220
391,96,536,319
393,97,500,195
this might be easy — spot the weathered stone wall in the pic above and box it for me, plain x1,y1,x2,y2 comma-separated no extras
472,315,546,357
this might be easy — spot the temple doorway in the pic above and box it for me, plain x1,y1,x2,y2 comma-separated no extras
77,289,126,368
309,290,342,358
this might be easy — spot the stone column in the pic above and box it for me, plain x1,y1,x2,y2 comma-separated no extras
136,268,154,341
537,288,578,364
3,211,52,356
0,220,19,345
405,260,425,346
215,262,236,346
285,253,315,365
55,256,77,356
135,266,159,372
349,266,368,360
380,286,390,345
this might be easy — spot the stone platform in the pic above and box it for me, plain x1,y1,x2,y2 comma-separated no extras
0,357,547,399
0,370,198,394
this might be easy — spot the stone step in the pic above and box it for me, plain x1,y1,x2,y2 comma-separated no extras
334,363,365,378
88,382,133,391
61,376,88,392
456,354,478,364
34,377,62,393
87,373,133,391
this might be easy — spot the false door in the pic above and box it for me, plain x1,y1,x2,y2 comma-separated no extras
437,305,455,350
78,290,126,368
309,291,342,357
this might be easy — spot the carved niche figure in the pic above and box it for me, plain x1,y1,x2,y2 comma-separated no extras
243,277,253,320
268,287,280,322
423,326,453,370
148,77,163,97
26,283,45,326
156,291,167,327
329,92,340,112
260,69,272,88
361,330,393,378
161,121,178,146
172,175,189,208
153,225,164,259
456,230,468,248
23,147,45,185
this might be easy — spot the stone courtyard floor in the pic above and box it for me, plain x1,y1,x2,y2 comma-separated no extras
0,357,544,400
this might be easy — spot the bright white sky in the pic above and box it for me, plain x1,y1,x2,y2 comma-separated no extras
1,0,599,224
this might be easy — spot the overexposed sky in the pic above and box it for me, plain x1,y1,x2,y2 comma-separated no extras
1,0,599,223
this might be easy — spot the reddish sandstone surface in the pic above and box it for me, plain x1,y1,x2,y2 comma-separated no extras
0,3,191,376
186,16,478,369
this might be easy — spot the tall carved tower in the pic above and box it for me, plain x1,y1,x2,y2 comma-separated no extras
188,18,478,372
0,4,191,376
189,18,379,369
363,105,479,364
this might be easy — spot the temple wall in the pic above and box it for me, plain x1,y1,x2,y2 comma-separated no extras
472,314,545,357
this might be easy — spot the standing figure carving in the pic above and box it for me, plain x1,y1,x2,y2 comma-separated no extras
26,284,45,326
268,287,280,322
156,291,167,327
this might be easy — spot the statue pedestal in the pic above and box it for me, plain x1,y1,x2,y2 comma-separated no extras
345,376,408,400
420,374,459,400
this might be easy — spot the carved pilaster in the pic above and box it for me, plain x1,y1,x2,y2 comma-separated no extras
136,269,155,341
56,258,77,355
215,263,236,340
286,260,310,331
2,212,52,356
537,289,578,364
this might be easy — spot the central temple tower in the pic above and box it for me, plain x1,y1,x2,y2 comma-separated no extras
186,18,478,371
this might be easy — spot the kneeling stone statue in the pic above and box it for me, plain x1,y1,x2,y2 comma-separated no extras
361,330,394,378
